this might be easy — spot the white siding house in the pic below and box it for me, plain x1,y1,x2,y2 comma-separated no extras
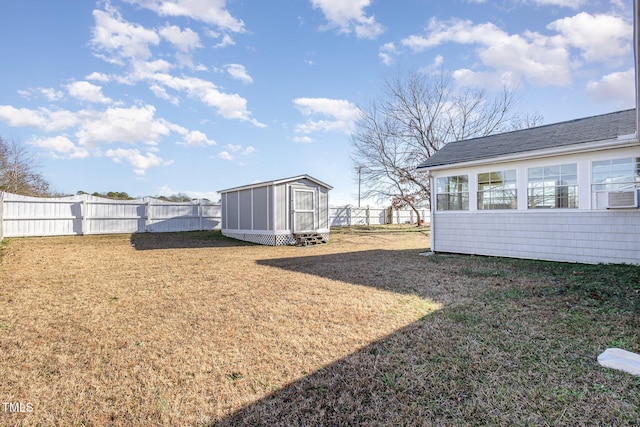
417,109,640,265
219,175,332,245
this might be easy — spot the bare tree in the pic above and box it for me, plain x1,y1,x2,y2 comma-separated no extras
351,69,541,224
0,136,52,196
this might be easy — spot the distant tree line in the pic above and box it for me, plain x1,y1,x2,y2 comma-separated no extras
77,190,201,202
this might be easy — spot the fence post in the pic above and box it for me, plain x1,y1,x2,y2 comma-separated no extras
145,200,150,232
366,206,370,226
198,199,203,231
81,200,86,235
347,206,351,226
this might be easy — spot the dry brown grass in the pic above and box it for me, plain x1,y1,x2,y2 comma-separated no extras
0,231,638,426
1,231,434,425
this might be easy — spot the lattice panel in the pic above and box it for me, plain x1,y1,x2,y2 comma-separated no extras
275,234,296,246
222,231,297,246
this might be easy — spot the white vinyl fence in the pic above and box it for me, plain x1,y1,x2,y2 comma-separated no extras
0,191,221,239
0,192,429,240
329,205,430,227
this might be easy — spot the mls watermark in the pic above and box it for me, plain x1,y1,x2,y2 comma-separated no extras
2,402,34,413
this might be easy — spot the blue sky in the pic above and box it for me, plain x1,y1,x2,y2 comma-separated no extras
0,0,635,204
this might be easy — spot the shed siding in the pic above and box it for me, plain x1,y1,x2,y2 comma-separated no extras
239,190,252,230
433,211,640,264
274,184,287,231
226,192,239,230
253,187,269,231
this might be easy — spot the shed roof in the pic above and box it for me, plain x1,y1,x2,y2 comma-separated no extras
218,174,333,194
417,108,637,170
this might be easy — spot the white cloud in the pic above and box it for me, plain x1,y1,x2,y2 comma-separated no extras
222,143,255,156
217,144,255,161
86,72,111,82
149,84,180,105
225,64,253,84
159,25,201,67
67,81,112,104
0,106,79,132
159,24,201,51
210,32,235,48
401,18,571,86
310,0,384,39
88,5,262,127
585,68,635,107
17,87,65,101
0,103,217,174
30,136,90,159
218,151,233,160
547,12,632,63
40,88,66,101
378,42,397,65
125,0,245,33
91,7,160,63
147,73,264,125
452,68,520,89
292,136,313,143
293,97,361,136
182,130,216,146
398,11,632,89
75,105,173,147
105,148,172,175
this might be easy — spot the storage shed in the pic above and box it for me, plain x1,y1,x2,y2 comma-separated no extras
219,175,332,245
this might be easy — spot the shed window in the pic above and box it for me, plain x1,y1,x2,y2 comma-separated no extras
477,170,517,210
592,158,640,191
436,175,469,210
528,164,578,209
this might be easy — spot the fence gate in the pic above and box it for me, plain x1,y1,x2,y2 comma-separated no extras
291,188,316,233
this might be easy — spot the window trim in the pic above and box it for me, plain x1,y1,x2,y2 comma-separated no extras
477,169,517,210
527,163,578,209
436,175,469,211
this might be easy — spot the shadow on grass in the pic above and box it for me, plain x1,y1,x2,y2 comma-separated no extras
256,249,442,298
129,230,253,250
211,253,640,426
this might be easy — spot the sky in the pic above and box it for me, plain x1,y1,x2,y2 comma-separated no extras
0,0,635,204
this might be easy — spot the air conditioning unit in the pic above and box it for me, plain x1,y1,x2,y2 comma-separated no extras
607,189,639,209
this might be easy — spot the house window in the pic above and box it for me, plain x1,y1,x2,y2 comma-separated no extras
528,164,578,208
477,170,517,209
436,175,469,210
592,158,640,191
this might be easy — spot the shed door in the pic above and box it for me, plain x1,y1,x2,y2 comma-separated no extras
292,188,316,233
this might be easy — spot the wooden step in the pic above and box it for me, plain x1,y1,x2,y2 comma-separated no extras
294,233,327,246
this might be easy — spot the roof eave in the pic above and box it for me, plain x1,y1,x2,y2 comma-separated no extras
219,174,333,193
417,136,640,173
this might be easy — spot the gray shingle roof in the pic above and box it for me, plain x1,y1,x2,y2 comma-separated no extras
417,109,637,170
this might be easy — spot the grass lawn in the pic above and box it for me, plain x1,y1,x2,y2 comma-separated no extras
0,229,638,426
